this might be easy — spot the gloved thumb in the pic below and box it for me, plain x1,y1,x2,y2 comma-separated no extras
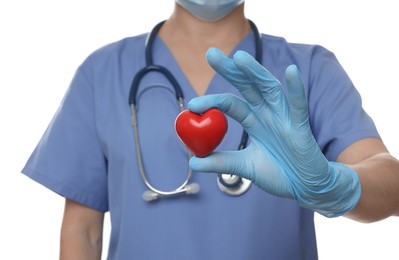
189,151,250,179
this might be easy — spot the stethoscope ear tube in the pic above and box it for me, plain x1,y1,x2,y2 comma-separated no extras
131,103,199,202
142,183,200,202
129,65,184,106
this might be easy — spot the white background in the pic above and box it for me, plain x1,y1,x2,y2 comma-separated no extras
1,1,398,259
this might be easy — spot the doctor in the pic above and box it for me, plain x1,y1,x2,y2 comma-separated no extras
22,0,399,259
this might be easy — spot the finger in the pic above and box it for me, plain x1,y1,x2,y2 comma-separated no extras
189,150,252,180
233,50,287,110
206,48,244,85
206,48,265,106
188,94,252,125
284,65,309,125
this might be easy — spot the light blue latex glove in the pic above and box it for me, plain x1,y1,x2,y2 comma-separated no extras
188,47,361,217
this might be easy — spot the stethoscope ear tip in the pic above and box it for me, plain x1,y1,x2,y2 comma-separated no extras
143,190,159,202
185,183,200,194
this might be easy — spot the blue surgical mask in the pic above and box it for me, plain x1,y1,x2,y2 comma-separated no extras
176,0,244,21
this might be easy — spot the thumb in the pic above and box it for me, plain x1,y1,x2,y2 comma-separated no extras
189,151,250,179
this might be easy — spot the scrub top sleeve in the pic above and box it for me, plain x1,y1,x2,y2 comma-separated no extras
307,47,380,161
22,59,108,212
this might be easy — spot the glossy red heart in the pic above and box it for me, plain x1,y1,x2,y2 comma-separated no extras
175,108,228,158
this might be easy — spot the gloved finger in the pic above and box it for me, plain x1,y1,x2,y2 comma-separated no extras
284,65,309,126
188,94,252,126
189,150,252,180
233,50,288,111
206,48,265,106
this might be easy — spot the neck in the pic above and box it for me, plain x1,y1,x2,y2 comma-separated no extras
159,3,250,48
156,3,250,96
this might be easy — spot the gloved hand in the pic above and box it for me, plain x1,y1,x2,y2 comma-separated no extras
188,47,361,217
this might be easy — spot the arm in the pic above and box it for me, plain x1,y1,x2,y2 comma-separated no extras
60,199,104,260
187,48,399,220
338,138,399,222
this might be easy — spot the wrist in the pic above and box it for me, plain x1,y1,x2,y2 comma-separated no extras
313,162,361,217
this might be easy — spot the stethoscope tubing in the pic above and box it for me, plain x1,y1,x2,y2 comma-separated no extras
129,19,263,201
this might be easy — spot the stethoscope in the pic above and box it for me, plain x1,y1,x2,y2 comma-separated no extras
129,20,263,202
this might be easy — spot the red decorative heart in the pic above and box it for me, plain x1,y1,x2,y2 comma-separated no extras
175,108,228,158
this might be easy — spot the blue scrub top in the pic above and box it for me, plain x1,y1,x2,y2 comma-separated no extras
22,29,379,260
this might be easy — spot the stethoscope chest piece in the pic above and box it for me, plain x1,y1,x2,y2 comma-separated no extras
217,174,252,196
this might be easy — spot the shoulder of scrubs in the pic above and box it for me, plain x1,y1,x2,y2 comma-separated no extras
260,34,380,161
21,34,147,212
